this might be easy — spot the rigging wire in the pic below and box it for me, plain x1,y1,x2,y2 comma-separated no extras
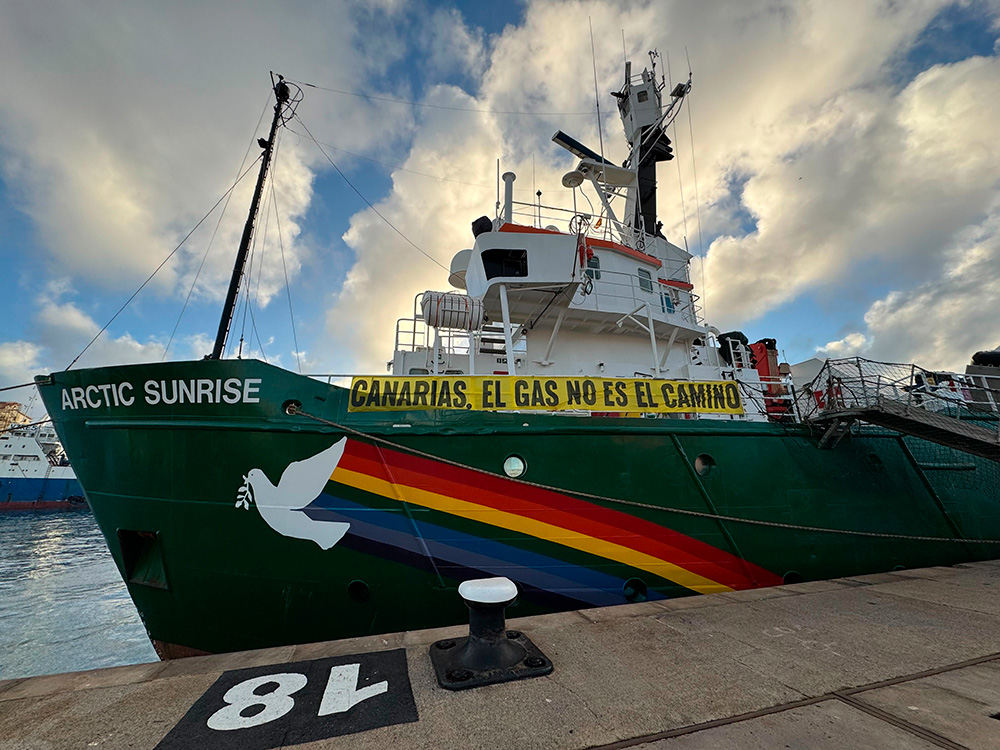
0,419,53,437
288,79,594,117
588,17,606,164
685,47,707,321
665,52,690,245
66,155,264,371
285,126,560,193
164,93,274,361
0,382,35,393
235,145,278,360
235,243,269,362
285,127,494,190
268,134,302,374
284,105,566,193
231,153,274,362
235,176,271,359
236,253,269,362
293,114,449,272
249,167,272,357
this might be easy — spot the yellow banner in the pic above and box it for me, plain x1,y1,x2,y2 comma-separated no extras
348,376,743,414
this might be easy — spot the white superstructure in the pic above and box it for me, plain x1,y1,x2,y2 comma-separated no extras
391,60,787,421
0,422,77,481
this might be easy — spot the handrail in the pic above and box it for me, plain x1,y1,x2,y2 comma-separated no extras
798,357,1000,425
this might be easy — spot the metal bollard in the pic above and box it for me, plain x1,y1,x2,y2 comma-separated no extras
429,577,553,690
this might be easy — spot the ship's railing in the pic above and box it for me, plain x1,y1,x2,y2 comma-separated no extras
797,357,1000,427
585,269,700,327
510,201,621,245
394,293,474,358
735,374,800,422
510,199,652,253
395,319,473,358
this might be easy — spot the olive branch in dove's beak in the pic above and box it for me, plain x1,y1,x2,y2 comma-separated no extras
236,474,253,510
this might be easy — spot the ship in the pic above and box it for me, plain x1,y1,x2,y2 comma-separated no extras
0,407,85,510
34,64,1000,659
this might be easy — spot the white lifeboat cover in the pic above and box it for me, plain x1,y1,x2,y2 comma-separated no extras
449,249,472,289
421,291,484,331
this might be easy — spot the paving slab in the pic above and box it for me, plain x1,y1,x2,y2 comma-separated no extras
0,661,165,701
772,579,855,595
889,565,968,580
858,662,1000,750
655,584,1000,695
0,674,219,750
870,575,1000,616
1,563,998,750
636,700,942,749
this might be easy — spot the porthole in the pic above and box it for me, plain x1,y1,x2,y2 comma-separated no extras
783,571,804,585
694,454,716,478
867,453,884,471
623,577,648,603
347,579,371,604
503,455,527,478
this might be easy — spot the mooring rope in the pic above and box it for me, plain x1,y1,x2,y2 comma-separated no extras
285,405,1000,545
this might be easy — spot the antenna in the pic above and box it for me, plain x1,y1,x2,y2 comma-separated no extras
588,17,606,164
684,45,707,320
665,51,689,243
621,30,627,65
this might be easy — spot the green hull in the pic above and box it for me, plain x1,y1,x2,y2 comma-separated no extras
37,359,1000,657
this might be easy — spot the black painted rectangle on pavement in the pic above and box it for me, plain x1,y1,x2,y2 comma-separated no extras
155,648,417,750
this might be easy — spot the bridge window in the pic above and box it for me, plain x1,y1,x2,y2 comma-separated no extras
586,255,601,280
660,289,676,313
482,249,528,279
637,268,653,293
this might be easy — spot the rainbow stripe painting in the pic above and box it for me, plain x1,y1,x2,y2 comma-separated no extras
302,440,781,607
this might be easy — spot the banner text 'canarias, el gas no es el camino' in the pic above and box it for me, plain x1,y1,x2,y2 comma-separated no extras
348,376,743,415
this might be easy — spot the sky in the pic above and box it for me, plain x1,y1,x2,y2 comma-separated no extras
1,0,999,403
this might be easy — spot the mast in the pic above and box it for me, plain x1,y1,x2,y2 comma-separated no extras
614,62,676,237
210,74,290,360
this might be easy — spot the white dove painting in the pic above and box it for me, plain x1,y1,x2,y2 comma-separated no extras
235,437,351,550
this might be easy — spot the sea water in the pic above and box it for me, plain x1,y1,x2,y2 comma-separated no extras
0,509,157,680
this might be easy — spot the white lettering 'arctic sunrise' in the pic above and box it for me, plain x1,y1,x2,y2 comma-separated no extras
60,378,262,410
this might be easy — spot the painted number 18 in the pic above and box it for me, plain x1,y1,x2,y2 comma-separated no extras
207,664,388,731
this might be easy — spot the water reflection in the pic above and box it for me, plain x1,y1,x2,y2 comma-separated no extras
0,510,158,680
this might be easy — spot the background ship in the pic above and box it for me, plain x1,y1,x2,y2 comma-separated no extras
1,402,85,510
35,62,1000,659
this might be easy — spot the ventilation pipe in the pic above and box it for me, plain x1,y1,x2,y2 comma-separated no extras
502,172,516,225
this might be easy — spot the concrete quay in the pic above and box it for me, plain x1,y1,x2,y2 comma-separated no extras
4,562,1000,749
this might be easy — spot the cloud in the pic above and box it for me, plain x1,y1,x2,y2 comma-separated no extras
693,22,1000,328
323,0,1000,373
856,209,1000,370
0,284,169,388
3,0,999,381
0,1,412,305
418,7,489,82
325,84,504,371
816,332,871,358
0,341,43,387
